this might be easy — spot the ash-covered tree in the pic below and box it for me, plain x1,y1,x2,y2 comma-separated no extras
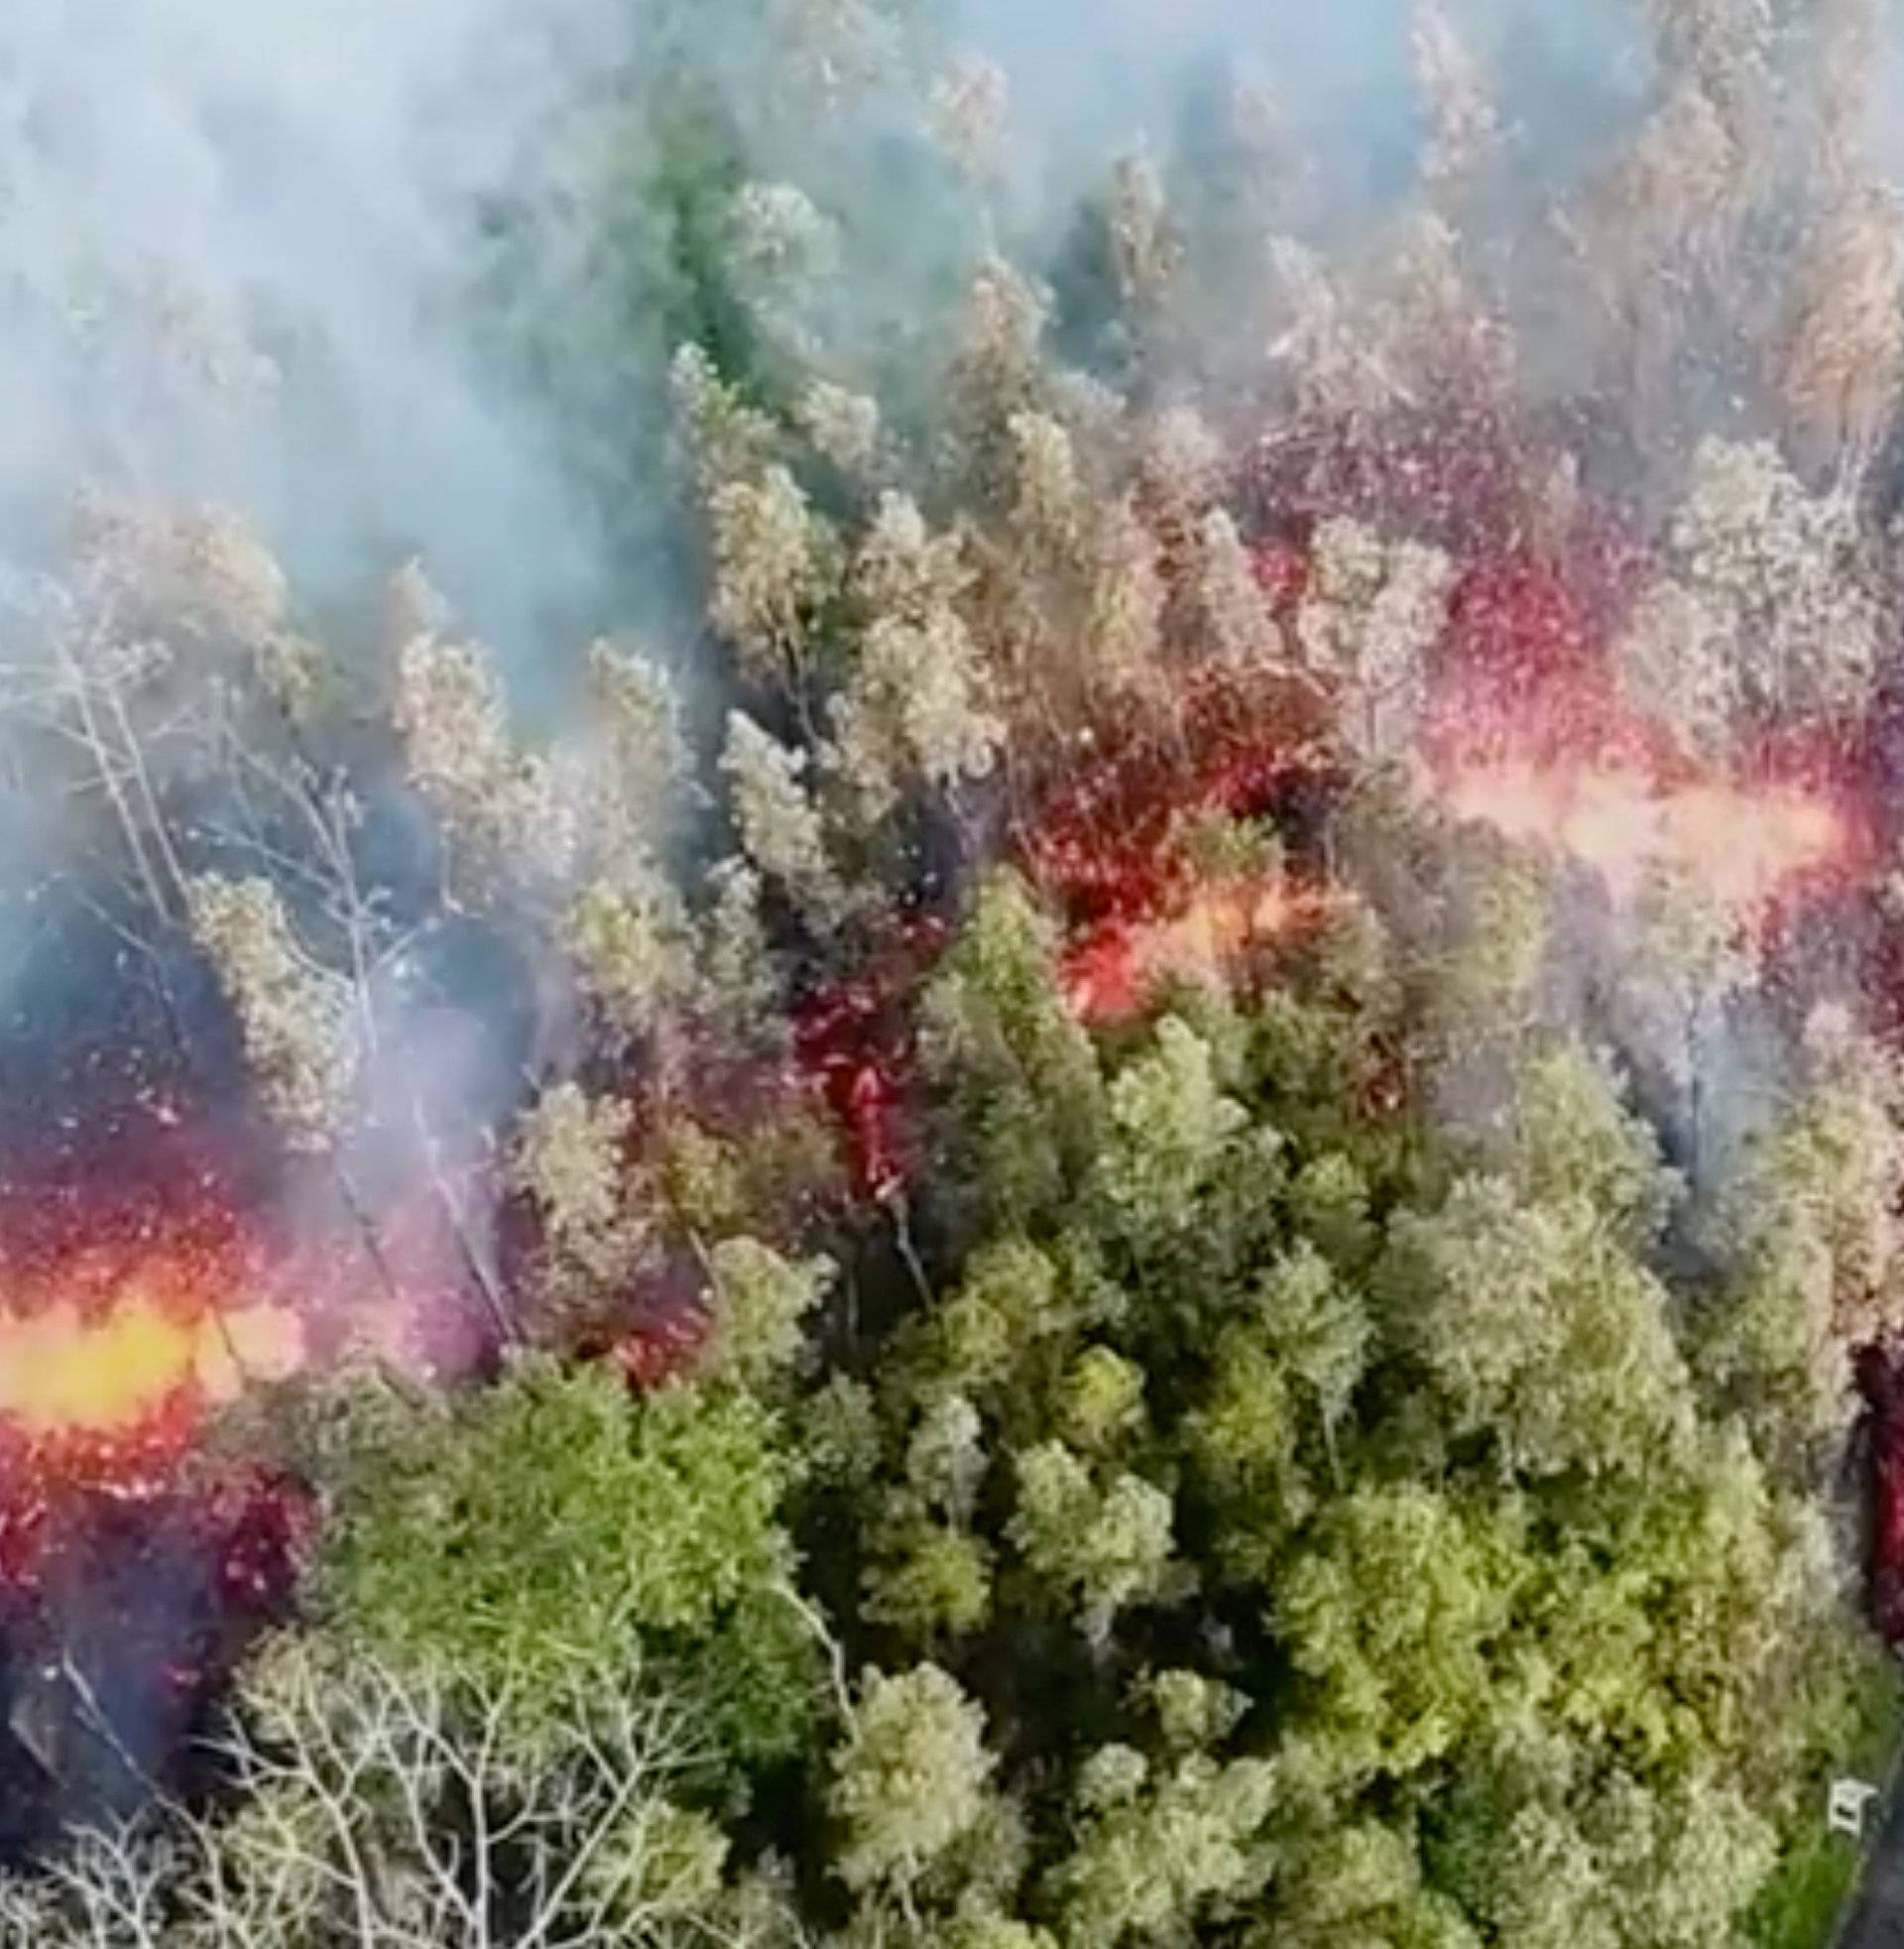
0,1635,764,1949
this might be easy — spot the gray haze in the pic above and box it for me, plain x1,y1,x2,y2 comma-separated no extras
0,0,1754,669
0,0,618,651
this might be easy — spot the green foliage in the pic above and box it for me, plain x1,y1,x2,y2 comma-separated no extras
1271,1817,1440,1946
249,856,1883,1949
864,1515,996,1643
1098,1016,1250,1252
1277,1484,1517,1774
1184,1335,1311,1584
704,1236,835,1392
829,1662,998,1898
919,872,1105,1232
1382,1176,1694,1478
1044,1751,1276,1949
321,1359,810,1765
1146,1669,1247,1754
914,1236,1080,1408
1746,1620,1901,1945
1059,1347,1147,1456
1702,1220,1846,1477
799,1372,885,1492
1744,1827,1863,1949
1286,1151,1379,1271
1501,1036,1681,1239
1252,1242,1369,1446
1010,1442,1179,1644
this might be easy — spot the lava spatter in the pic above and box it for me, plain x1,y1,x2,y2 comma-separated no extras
1435,756,1851,916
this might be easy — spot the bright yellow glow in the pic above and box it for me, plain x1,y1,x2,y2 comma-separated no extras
0,1289,301,1436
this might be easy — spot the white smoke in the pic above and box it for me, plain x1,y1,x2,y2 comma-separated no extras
0,0,615,651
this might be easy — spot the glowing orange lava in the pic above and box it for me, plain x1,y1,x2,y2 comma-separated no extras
1064,874,1327,1023
0,1294,300,1439
1437,758,1849,913
0,1133,500,1607
0,1217,303,1482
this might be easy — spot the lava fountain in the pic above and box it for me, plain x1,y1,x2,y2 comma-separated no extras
0,1099,505,1832
0,1168,306,1591
1435,755,1853,914
0,1261,300,1456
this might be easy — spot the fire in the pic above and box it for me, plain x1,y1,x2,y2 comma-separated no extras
0,1210,299,1608
1437,757,1849,913
1010,664,1341,1030
1370,510,1863,920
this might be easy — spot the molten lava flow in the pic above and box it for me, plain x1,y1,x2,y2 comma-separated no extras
0,1294,299,1441
0,1200,310,1728
0,1108,506,1803
790,921,947,1207
1063,875,1328,1025
1018,667,1336,927
1437,758,1849,913
0,1215,302,1463
1014,665,1343,1029
0,1188,307,1588
1856,1348,1904,1645
1375,512,1861,919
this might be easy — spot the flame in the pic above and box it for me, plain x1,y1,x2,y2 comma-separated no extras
0,1124,501,1625
0,1296,298,1437
1438,757,1848,911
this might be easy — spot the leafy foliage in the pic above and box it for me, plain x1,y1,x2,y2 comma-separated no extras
319,1359,812,1768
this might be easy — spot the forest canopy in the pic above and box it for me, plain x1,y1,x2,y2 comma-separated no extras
2,2,1904,1947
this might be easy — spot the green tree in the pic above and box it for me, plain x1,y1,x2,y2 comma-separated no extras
863,1517,996,1644
1586,1768,1776,1949
1251,1242,1369,1471
1276,1485,1516,1776
1498,1037,1680,1240
1098,1017,1250,1255
1185,1337,1313,1584
918,873,1105,1232
830,1663,999,1903
1045,1750,1276,1949
321,1360,811,1767
1381,1177,1693,1479
703,1236,835,1393
1269,1817,1450,1948
1009,1442,1179,1645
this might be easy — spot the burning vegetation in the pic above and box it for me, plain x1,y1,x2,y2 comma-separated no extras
11,0,1904,1945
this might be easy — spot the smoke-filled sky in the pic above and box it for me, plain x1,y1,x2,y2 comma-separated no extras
0,0,1891,685
0,0,1672,660
0,0,617,650
952,0,1659,227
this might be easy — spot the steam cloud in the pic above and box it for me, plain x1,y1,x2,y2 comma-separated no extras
0,0,1700,657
